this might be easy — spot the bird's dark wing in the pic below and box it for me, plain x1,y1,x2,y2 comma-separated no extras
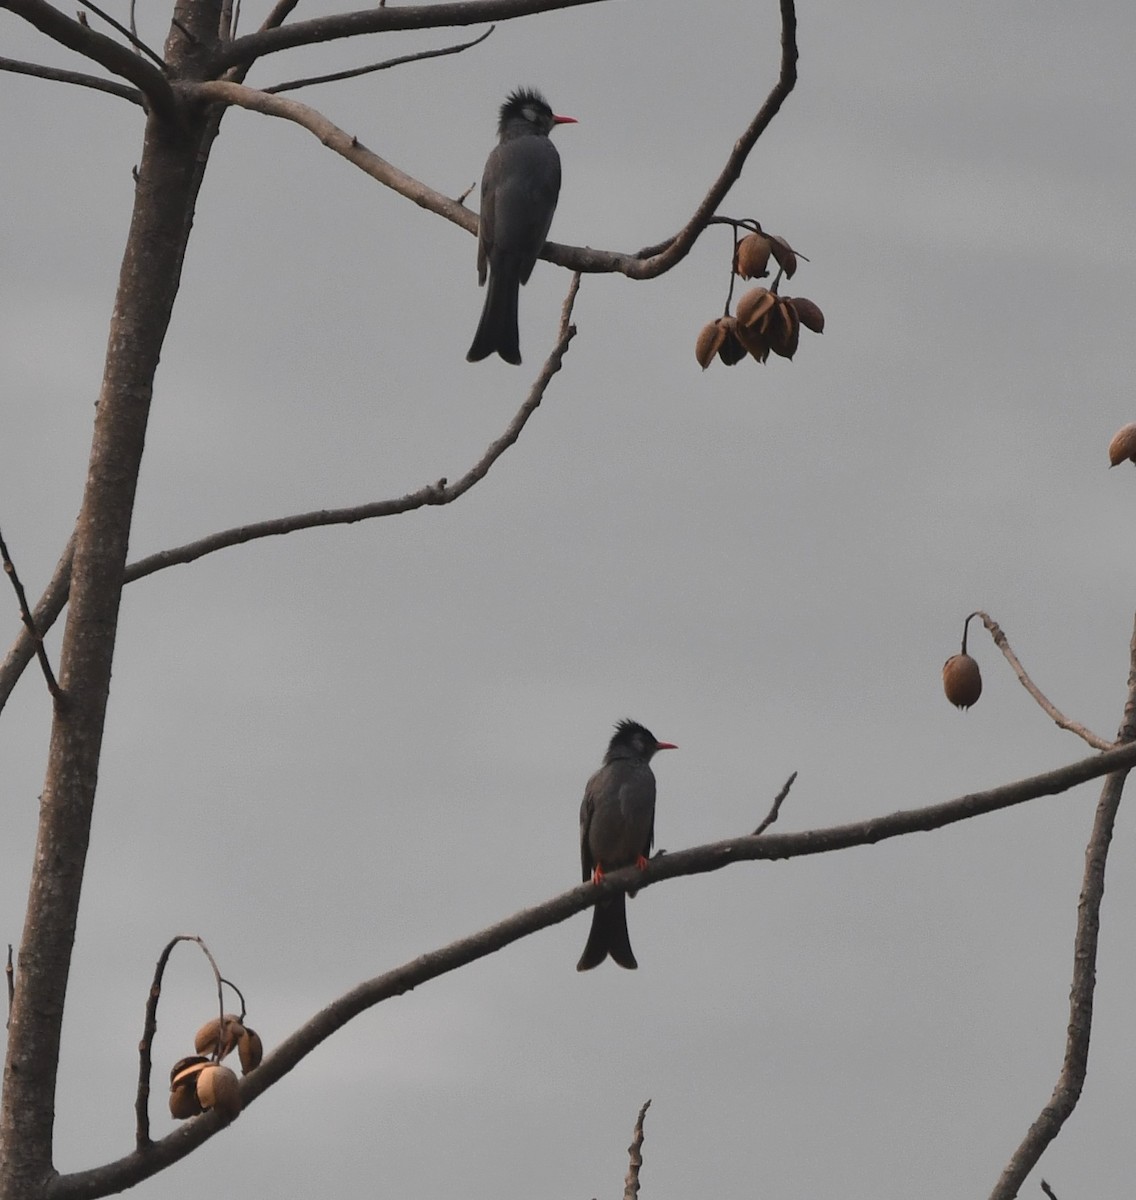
579,767,601,883
489,137,561,284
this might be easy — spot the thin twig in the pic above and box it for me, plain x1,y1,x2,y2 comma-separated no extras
753,771,798,835
1039,1183,1059,1200
0,0,178,122
623,1100,651,1200
264,26,493,94
970,611,1112,750
0,284,582,710
988,612,1136,1199
5,946,12,1031
135,935,227,1150
0,55,144,102
0,526,63,704
77,0,166,69
118,273,580,580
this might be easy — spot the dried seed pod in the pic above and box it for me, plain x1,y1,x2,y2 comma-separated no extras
734,318,771,363
717,320,748,365
735,232,773,279
788,296,825,333
195,1014,245,1060
768,300,801,360
942,653,982,709
196,1064,242,1122
768,234,798,278
695,319,727,369
1107,422,1136,467
237,1026,263,1075
168,1056,209,1120
735,287,776,329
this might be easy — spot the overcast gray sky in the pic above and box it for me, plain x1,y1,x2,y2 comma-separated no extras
3,1,1136,1197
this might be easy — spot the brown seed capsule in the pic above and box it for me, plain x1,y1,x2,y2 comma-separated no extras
735,232,773,279
717,321,748,365
695,319,727,369
168,1056,209,1120
942,654,982,709
735,287,776,329
768,234,798,278
788,296,825,333
734,318,771,363
237,1027,263,1075
1107,422,1136,467
768,300,801,360
195,1015,245,1060
196,1064,242,1123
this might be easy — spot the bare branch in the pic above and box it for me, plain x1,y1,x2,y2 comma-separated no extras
76,0,165,69
988,614,1136,1198
0,526,64,705
135,935,229,1150
1,281,581,711
0,55,144,102
0,534,74,715
623,1100,651,1200
193,0,795,287
264,25,494,94
213,0,606,72
50,733,1136,1198
971,611,1113,750
1040,1183,1060,1200
753,770,798,835
259,0,300,32
4,946,12,1031
0,0,178,123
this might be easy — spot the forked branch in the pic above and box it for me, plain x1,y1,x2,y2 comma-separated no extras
988,613,1136,1198
0,0,177,121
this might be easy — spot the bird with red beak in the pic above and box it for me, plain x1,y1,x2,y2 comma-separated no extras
577,720,677,971
467,88,576,365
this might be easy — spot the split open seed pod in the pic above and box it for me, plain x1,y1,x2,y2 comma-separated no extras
195,1064,242,1123
735,232,773,279
735,287,777,330
1107,422,1136,467
195,1014,245,1060
942,653,982,709
768,299,801,360
238,1026,264,1075
168,1055,209,1120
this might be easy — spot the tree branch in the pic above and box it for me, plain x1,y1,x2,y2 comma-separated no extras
972,610,1112,750
988,614,1136,1198
0,535,74,715
0,0,178,123
0,527,63,705
48,733,1136,1199
263,25,494,94
623,1100,651,1200
0,55,144,102
0,280,580,713
212,0,607,72
192,0,795,283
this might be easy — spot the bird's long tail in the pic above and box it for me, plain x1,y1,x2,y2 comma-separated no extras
576,895,637,971
466,268,521,365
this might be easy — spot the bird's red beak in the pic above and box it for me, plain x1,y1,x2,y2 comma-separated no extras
655,741,677,751
552,113,578,125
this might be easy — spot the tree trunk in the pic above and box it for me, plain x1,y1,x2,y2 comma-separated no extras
0,6,223,1196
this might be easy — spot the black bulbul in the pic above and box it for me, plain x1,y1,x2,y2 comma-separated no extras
577,720,677,971
467,88,576,365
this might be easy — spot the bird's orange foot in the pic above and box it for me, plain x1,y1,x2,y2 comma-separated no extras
591,865,605,885
636,855,649,871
